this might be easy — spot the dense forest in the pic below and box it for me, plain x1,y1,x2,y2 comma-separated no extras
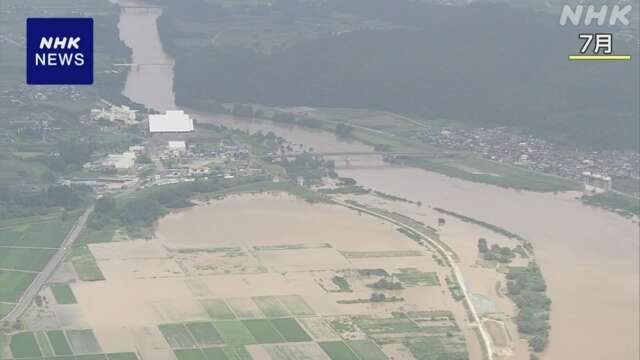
158,0,639,150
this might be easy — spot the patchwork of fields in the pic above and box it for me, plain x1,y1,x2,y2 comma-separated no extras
0,213,78,318
1,195,476,360
1,328,138,359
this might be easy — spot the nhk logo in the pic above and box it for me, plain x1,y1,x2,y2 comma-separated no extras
27,18,93,85
559,5,632,26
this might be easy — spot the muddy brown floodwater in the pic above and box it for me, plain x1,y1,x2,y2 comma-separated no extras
117,2,639,359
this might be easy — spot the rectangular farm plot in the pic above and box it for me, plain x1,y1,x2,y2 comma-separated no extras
298,318,340,341
10,332,42,358
174,349,207,360
76,355,108,360
276,295,315,316
252,296,290,318
0,302,13,319
106,353,140,360
0,247,56,272
270,318,312,343
185,322,224,347
201,347,229,360
403,336,468,360
0,269,36,303
50,283,77,304
159,323,197,349
340,250,423,259
66,329,102,355
70,245,105,282
393,268,440,287
265,342,331,360
0,227,22,247
242,319,286,344
353,316,422,336
20,220,76,248
46,330,73,355
201,299,236,320
202,346,253,360
220,346,253,360
226,298,264,319
213,321,256,345
318,341,359,360
34,331,54,357
346,340,388,360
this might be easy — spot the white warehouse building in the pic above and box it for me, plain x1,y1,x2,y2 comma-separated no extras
149,110,194,133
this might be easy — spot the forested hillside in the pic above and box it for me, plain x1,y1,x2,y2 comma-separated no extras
157,0,639,150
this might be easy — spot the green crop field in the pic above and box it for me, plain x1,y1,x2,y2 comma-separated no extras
201,299,236,320
0,247,56,272
346,340,388,360
404,336,468,360
50,283,77,304
201,347,228,360
0,227,24,246
0,215,79,309
66,329,102,355
10,332,42,358
19,221,70,247
76,227,117,245
266,343,329,360
319,341,360,360
252,296,290,318
213,321,256,345
47,330,73,356
0,269,37,303
242,319,285,344
159,324,197,349
276,295,315,316
211,346,253,360
174,349,207,360
0,302,13,319
0,216,80,306
353,315,422,335
76,355,108,360
270,318,312,343
107,353,139,360
393,268,440,287
298,318,339,341
226,298,264,319
69,245,105,282
185,322,224,347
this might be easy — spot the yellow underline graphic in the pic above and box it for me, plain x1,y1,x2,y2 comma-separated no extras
569,55,632,61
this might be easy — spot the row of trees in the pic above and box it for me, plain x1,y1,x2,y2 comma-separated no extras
477,238,516,263
88,175,272,231
0,184,87,219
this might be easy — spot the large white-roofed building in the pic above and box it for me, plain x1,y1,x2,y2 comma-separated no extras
148,110,194,133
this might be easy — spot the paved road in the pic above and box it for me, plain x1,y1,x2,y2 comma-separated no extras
332,199,495,360
1,205,94,323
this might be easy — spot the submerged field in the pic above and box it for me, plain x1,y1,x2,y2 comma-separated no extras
1,193,530,360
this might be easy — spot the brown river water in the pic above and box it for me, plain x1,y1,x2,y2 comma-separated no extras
116,3,639,359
